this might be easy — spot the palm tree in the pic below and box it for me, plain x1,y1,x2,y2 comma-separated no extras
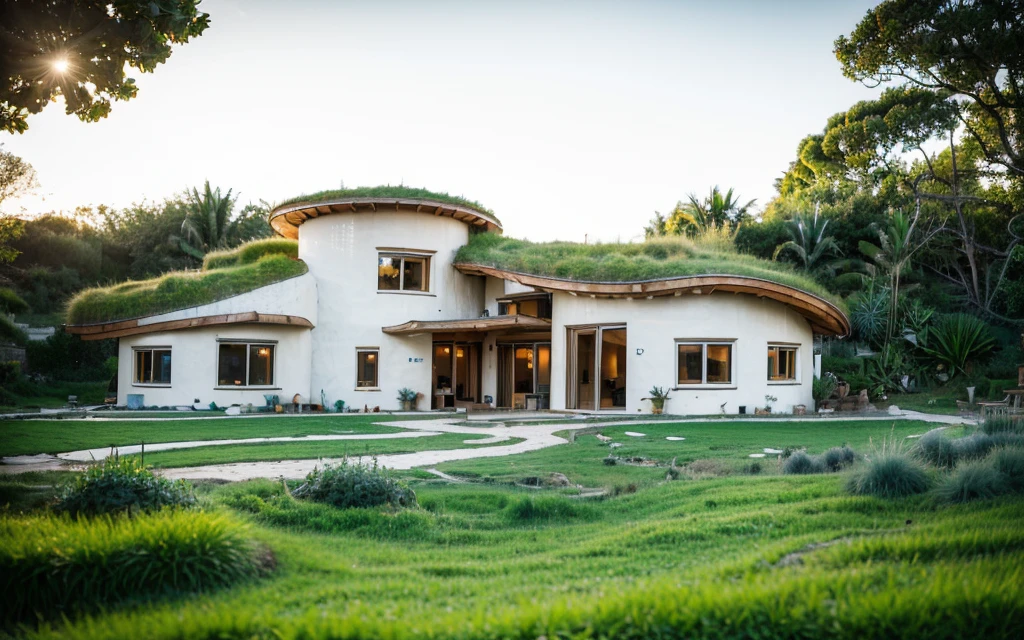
774,205,842,276
176,181,238,259
665,186,756,235
859,209,932,341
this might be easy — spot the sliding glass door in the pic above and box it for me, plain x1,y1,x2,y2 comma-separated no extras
567,325,627,410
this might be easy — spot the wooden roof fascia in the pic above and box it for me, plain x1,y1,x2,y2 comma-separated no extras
454,263,850,336
66,312,314,341
382,315,551,336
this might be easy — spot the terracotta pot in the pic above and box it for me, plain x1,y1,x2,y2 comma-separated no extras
651,406,663,415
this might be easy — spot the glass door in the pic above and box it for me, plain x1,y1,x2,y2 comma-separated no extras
568,326,626,410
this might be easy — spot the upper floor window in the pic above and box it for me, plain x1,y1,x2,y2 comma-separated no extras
218,341,275,387
768,345,798,382
676,340,734,386
134,347,171,385
378,252,430,292
497,294,552,319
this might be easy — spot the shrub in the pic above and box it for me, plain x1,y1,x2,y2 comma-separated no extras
952,433,996,462
0,287,29,314
505,496,593,522
916,429,958,468
935,461,1008,504
921,313,996,378
822,446,856,471
55,456,196,516
292,459,416,509
981,415,1024,435
847,452,931,499
0,510,261,624
988,446,1024,492
782,451,826,475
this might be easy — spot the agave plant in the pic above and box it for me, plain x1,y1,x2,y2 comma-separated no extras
849,282,890,346
921,313,996,379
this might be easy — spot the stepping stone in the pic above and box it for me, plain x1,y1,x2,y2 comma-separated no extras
763,448,783,454
666,436,686,441
748,453,767,458
624,431,646,437
905,434,923,439
609,442,623,448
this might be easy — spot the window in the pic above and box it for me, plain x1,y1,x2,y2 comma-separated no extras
676,341,734,386
217,342,275,387
498,295,552,319
378,253,430,292
768,345,798,382
133,348,171,385
356,349,379,388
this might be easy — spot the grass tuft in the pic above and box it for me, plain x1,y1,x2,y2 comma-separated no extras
981,415,1024,435
202,238,298,270
292,459,417,509
988,446,1024,492
0,510,262,625
821,446,856,472
782,451,825,475
55,456,196,516
847,438,931,499
505,495,595,523
935,461,1009,504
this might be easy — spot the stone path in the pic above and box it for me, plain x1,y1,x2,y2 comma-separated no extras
0,410,972,481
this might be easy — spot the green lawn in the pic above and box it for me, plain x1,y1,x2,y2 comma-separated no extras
4,418,1020,639
0,415,434,457
132,434,524,468
432,419,943,488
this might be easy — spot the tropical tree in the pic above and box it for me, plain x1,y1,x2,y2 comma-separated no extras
665,186,756,236
0,0,210,133
774,206,842,276
176,181,239,260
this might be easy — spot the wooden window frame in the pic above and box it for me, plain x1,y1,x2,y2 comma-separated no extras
355,348,380,390
132,347,172,387
215,340,277,389
674,339,736,389
377,250,432,294
767,343,800,384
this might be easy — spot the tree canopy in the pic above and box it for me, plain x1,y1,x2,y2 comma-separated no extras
0,0,210,134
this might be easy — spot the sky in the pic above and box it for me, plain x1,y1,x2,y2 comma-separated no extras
3,0,883,242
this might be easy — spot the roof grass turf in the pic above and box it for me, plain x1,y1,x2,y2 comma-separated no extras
274,185,497,221
454,233,847,310
66,239,304,325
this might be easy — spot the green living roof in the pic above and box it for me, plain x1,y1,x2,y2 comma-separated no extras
66,239,305,325
454,233,847,311
274,185,497,220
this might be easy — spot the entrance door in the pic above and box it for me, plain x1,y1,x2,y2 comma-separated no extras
568,326,626,410
496,342,552,409
433,341,482,409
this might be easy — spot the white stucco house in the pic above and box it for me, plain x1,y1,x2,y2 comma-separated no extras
67,189,850,415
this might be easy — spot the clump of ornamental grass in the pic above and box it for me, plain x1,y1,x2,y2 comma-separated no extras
915,429,958,468
953,432,996,462
822,445,857,472
935,460,1009,504
980,415,1024,435
847,436,931,499
292,458,416,509
987,446,1024,492
0,510,264,625
55,455,196,517
782,451,826,475
505,496,595,523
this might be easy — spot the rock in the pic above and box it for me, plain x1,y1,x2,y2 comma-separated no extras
763,448,783,454
748,453,767,458
548,473,571,487
666,436,686,441
595,434,612,443
225,406,241,416
624,431,646,437
887,405,902,415
609,442,623,448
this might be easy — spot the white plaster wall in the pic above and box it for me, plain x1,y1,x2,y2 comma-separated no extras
549,292,814,415
118,325,311,407
299,213,486,411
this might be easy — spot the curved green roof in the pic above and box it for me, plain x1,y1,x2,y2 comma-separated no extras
66,240,304,326
275,186,496,220
453,233,847,312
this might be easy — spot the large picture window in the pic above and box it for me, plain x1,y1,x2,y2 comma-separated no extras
676,341,734,386
217,342,275,387
768,345,798,382
378,253,430,292
356,349,379,388
134,348,171,385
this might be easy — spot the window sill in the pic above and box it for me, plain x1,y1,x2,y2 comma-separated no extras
214,386,281,391
673,385,737,391
354,387,381,392
767,380,801,386
377,290,436,297
132,383,172,388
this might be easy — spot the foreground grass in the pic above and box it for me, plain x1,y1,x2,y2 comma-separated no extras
0,415,432,457
14,472,1023,639
132,434,523,468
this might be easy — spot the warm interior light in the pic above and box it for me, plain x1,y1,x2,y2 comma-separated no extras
456,348,464,358
444,347,450,355
367,353,375,361
257,348,269,357
53,58,69,73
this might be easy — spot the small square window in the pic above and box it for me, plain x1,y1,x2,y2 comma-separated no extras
768,346,798,381
133,348,171,385
357,349,379,388
378,253,429,292
676,341,733,386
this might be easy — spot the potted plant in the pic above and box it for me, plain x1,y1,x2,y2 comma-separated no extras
755,394,777,415
648,386,670,414
397,388,417,411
